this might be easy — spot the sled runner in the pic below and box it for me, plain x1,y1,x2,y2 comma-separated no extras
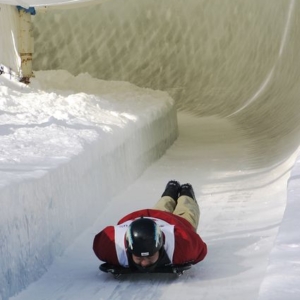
99,262,192,278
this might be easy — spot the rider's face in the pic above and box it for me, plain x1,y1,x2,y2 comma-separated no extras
132,252,159,267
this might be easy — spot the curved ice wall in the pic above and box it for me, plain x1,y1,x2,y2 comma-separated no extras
33,0,300,166
1,1,300,299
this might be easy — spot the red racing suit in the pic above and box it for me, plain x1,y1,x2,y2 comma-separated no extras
93,209,207,266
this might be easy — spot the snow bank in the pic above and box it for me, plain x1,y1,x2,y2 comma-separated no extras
0,71,178,300
257,152,300,300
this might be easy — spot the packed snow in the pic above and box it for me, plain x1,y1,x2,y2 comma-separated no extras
0,70,299,300
1,0,300,299
0,70,178,300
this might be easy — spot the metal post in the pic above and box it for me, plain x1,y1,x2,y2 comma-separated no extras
18,7,35,84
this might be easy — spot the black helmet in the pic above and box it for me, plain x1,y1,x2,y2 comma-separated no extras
126,218,163,257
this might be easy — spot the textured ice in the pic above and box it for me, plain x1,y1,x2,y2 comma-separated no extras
0,0,300,300
0,70,178,300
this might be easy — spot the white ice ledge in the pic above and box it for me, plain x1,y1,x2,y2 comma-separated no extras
0,71,178,300
257,153,300,300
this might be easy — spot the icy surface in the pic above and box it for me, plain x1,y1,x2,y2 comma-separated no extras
257,156,300,300
0,0,300,299
6,106,300,300
32,0,300,167
0,71,177,300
